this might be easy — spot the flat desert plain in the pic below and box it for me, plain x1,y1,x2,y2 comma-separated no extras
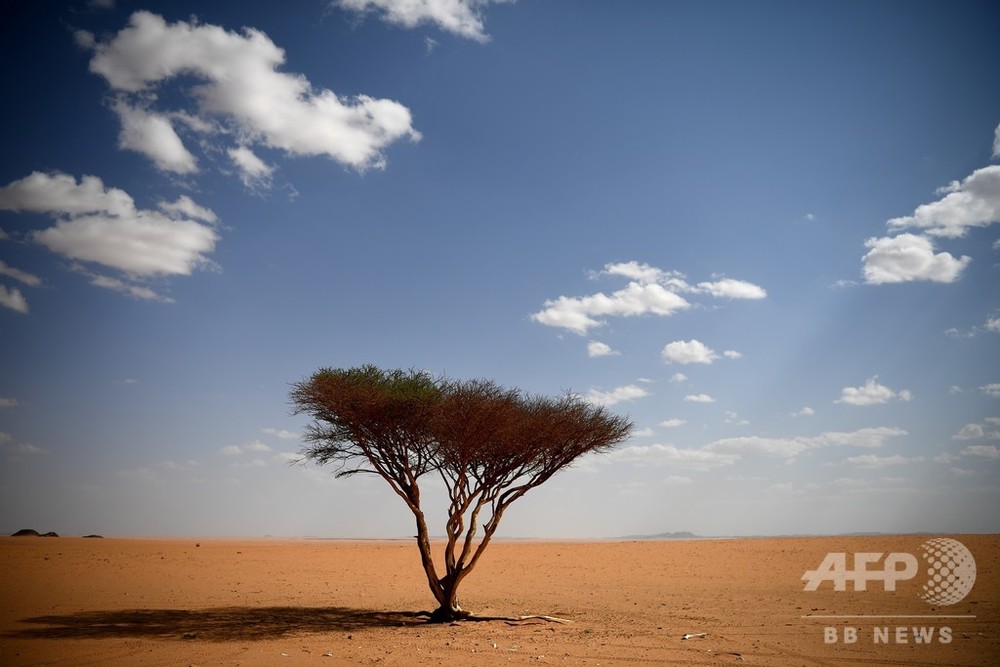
1,535,997,666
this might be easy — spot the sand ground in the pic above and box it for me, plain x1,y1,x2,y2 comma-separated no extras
1,535,996,665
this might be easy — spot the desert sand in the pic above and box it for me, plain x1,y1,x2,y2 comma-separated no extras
1,534,996,665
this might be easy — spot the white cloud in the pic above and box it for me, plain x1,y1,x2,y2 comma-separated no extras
723,350,742,360
262,427,300,440
113,101,198,174
951,467,978,478
981,383,1000,398
608,443,737,470
695,278,767,300
532,261,765,334
0,398,18,408
88,12,420,172
886,165,1000,238
953,423,984,441
994,122,1000,159
705,426,907,459
659,418,686,428
842,454,925,468
245,440,272,452
862,233,970,284
985,315,1000,333
631,427,654,437
0,260,42,287
532,281,690,335
584,384,648,407
274,451,301,464
229,146,275,190
587,341,619,357
0,285,28,314
661,339,717,365
960,444,1000,459
602,260,676,285
333,0,507,42
0,171,134,216
0,172,218,279
793,406,815,417
223,440,273,456
158,195,217,223
835,376,912,406
683,394,715,403
669,372,688,383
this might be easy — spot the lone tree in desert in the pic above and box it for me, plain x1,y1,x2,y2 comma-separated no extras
290,365,632,622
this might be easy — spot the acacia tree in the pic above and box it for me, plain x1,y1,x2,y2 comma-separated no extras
290,365,632,622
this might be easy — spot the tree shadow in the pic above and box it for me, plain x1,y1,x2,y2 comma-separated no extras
8,606,430,642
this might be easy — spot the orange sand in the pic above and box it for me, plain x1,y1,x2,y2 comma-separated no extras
1,535,997,665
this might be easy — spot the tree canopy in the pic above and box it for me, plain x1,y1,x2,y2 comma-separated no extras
290,365,632,622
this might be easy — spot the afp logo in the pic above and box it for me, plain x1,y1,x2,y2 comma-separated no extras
802,538,976,605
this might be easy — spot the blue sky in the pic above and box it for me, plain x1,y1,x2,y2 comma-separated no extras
1,0,998,538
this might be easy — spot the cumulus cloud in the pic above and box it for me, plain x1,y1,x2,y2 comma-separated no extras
86,12,420,176
695,278,767,300
587,341,619,357
862,233,970,284
980,383,1000,398
229,146,275,190
793,406,815,417
661,339,717,365
0,285,29,314
659,418,686,428
723,350,742,360
113,101,198,173
583,384,648,407
835,377,912,406
0,172,218,286
532,281,690,335
953,423,984,440
862,133,1000,286
985,315,1000,334
333,0,507,42
669,372,688,383
705,426,907,459
887,166,1000,239
262,427,300,440
532,261,765,334
683,394,715,403
961,444,1000,459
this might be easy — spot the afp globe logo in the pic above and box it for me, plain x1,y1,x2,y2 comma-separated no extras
918,538,976,606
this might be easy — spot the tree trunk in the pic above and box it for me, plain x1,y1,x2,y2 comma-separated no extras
426,571,470,622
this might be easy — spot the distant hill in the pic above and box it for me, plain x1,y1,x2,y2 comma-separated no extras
621,531,700,540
